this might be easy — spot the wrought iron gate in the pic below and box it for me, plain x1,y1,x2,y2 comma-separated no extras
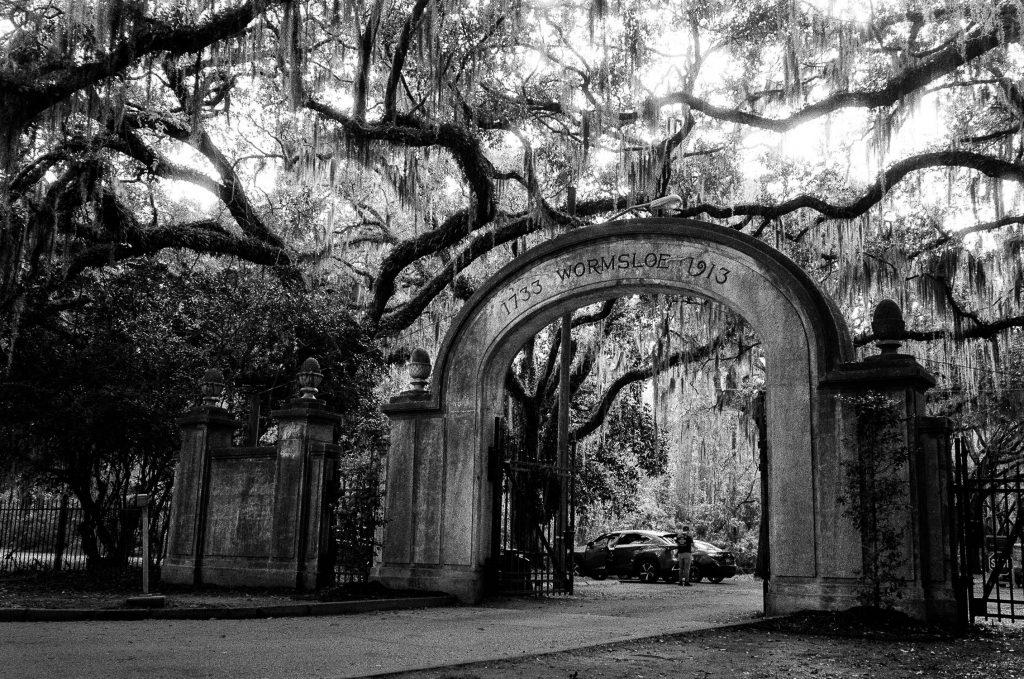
954,438,1024,622
489,418,575,595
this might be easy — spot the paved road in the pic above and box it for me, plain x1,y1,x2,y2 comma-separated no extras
1,576,763,679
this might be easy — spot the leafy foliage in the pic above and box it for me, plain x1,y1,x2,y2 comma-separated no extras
574,383,668,530
0,261,385,566
837,392,911,609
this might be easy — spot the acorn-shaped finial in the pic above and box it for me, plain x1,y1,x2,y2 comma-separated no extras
200,368,225,407
297,357,323,400
871,299,905,355
407,348,431,393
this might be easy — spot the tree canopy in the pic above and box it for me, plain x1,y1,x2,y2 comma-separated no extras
0,0,1019,339
2,0,1024,505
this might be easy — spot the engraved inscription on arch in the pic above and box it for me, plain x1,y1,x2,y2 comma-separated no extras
492,246,736,322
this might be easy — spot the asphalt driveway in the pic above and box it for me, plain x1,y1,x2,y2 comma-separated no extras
1,575,763,678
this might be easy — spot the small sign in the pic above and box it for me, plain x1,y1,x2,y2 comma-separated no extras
128,493,150,508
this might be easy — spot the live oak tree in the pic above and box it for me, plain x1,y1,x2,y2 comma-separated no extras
2,0,1024,527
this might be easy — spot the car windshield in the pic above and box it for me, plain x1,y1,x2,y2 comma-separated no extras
694,540,721,552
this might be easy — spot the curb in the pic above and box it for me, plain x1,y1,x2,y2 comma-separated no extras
0,595,456,623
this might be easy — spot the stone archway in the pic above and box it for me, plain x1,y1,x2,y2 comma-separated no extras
376,218,960,623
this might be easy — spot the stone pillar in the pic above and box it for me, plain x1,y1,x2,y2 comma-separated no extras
269,358,342,590
163,369,240,585
372,349,477,599
820,300,963,625
916,415,962,623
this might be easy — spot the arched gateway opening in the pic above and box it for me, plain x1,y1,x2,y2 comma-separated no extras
376,218,961,623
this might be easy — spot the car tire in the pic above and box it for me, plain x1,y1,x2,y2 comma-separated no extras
689,564,703,583
708,575,725,584
593,569,608,581
635,559,660,583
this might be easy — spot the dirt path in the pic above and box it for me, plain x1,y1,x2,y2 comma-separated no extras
380,622,1024,679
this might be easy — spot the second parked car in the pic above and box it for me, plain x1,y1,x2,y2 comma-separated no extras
689,539,739,583
574,530,738,583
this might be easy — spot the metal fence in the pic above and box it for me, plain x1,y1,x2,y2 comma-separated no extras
332,466,382,584
490,419,575,596
0,496,150,574
3,467,382,585
954,439,1024,623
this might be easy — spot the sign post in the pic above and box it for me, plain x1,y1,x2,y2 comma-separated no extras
128,494,150,594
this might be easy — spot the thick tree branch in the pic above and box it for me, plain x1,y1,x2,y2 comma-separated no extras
0,0,283,130
650,6,1018,133
926,273,985,328
375,189,651,337
66,218,298,283
305,101,496,225
119,112,286,250
908,215,1024,259
504,367,531,406
352,1,384,120
110,125,223,197
7,139,97,197
564,316,617,400
674,151,1024,222
1,165,94,311
374,211,554,336
653,113,695,197
306,97,497,324
537,323,564,403
572,335,730,441
384,0,431,119
855,315,1024,346
536,300,618,402
572,299,618,329
963,124,1022,145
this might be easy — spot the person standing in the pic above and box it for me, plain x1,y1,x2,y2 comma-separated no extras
676,525,694,586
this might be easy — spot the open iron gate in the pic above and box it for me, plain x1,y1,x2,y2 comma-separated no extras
488,417,575,595
954,438,1024,622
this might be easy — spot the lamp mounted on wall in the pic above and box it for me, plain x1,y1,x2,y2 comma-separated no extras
606,193,682,221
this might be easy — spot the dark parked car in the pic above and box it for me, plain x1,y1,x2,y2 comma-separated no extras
689,539,738,584
575,530,677,582
574,530,738,584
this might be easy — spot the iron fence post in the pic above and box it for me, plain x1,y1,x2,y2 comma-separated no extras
52,494,69,572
